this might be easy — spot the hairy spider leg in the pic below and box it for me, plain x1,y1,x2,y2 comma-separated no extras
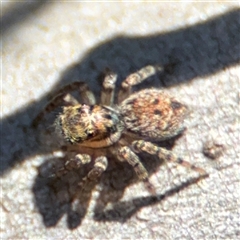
52,154,91,178
32,82,96,127
117,146,156,194
78,156,108,191
100,69,117,106
132,140,208,176
118,65,163,103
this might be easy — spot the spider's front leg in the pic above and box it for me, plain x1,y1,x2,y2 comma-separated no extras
32,82,96,127
52,153,91,178
78,156,108,191
51,154,108,191
132,140,208,177
118,65,163,103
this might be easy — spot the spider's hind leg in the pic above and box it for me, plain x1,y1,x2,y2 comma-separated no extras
118,146,156,194
118,65,163,103
132,140,208,177
100,69,117,106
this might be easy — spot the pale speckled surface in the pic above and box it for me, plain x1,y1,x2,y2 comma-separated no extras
1,2,240,239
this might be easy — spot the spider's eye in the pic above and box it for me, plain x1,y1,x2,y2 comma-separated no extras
65,137,73,144
85,129,95,138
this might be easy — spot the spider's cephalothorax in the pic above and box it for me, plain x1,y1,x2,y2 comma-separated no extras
33,65,207,193
55,104,124,148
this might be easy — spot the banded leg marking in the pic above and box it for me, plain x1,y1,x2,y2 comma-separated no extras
118,146,148,180
118,65,163,103
100,70,117,106
54,154,91,178
79,156,108,191
132,140,207,176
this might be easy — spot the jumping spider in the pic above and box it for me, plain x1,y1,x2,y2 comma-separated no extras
33,65,207,193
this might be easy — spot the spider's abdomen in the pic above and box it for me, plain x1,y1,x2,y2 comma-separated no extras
120,89,188,141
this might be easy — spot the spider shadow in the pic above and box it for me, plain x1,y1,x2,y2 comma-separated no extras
33,154,135,228
32,134,191,228
93,174,208,223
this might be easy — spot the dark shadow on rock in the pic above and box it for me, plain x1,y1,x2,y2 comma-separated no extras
32,137,208,228
1,9,239,177
93,175,208,223
1,1,50,38
32,135,191,228
32,155,98,228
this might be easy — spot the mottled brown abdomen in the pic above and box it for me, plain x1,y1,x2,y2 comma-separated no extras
120,89,188,140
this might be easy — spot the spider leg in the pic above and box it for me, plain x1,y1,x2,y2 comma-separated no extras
118,65,163,103
132,140,208,176
118,146,156,194
32,82,96,127
78,156,108,191
62,93,79,106
100,69,117,106
53,82,96,105
118,146,148,180
52,154,91,178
